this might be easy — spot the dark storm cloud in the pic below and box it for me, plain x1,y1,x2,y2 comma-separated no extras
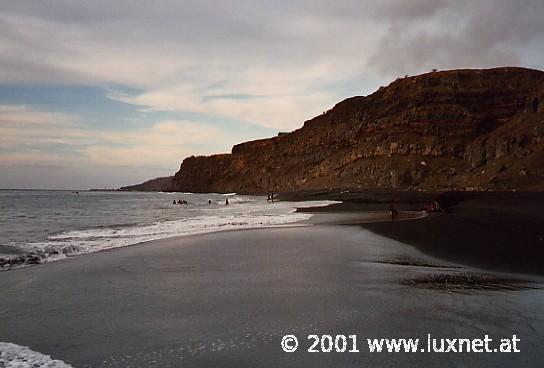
365,0,544,78
1,0,541,83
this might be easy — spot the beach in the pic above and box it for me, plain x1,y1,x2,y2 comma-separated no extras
295,190,544,275
1,208,544,367
2,1,544,367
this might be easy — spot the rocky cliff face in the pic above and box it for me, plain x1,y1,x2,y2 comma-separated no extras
171,67,544,193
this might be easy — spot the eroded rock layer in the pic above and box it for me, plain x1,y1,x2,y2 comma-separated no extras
171,67,544,193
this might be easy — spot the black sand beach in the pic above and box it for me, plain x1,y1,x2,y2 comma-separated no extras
1,216,544,367
295,191,544,276
2,1,544,367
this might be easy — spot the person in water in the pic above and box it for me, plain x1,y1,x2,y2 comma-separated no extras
208,199,212,205
173,200,176,205
225,198,229,205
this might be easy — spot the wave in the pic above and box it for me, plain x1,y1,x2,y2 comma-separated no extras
1,200,339,270
0,342,73,368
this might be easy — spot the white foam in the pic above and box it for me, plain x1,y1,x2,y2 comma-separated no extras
22,199,339,263
0,342,73,368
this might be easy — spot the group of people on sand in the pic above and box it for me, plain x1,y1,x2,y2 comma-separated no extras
389,199,442,220
423,200,441,213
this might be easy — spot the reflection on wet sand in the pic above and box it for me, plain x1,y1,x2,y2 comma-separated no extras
367,255,462,269
401,272,543,292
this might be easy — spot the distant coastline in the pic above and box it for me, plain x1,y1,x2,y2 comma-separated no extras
119,176,173,192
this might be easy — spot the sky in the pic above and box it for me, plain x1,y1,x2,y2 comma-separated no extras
1,0,543,189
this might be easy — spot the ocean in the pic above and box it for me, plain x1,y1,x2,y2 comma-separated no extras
0,190,333,269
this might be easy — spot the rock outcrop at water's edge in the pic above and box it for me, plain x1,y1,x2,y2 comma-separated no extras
164,67,544,193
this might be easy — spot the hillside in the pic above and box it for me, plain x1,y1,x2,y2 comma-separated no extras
168,67,544,193
120,176,173,192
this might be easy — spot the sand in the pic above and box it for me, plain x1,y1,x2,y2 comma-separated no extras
1,222,543,367
294,190,544,275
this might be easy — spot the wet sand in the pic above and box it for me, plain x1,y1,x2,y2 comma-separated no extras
1,223,543,367
295,190,544,275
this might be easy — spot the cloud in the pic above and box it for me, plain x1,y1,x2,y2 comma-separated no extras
79,120,226,169
0,1,543,188
0,105,87,152
1,1,543,131
107,65,340,130
0,104,79,126
0,104,228,172
7,2,544,130
364,0,544,78
0,12,185,87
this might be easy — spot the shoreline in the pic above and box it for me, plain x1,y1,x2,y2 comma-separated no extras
1,195,333,272
291,190,544,276
1,205,427,273
0,222,309,273
4,189,543,277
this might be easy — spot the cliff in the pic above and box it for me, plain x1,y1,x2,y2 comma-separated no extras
171,67,544,193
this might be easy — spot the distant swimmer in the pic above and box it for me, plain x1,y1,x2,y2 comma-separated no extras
173,200,176,205
208,199,212,205
225,198,229,206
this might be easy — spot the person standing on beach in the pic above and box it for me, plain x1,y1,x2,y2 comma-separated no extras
390,200,398,220
225,198,229,206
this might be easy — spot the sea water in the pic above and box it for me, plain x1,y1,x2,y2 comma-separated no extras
0,190,335,269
